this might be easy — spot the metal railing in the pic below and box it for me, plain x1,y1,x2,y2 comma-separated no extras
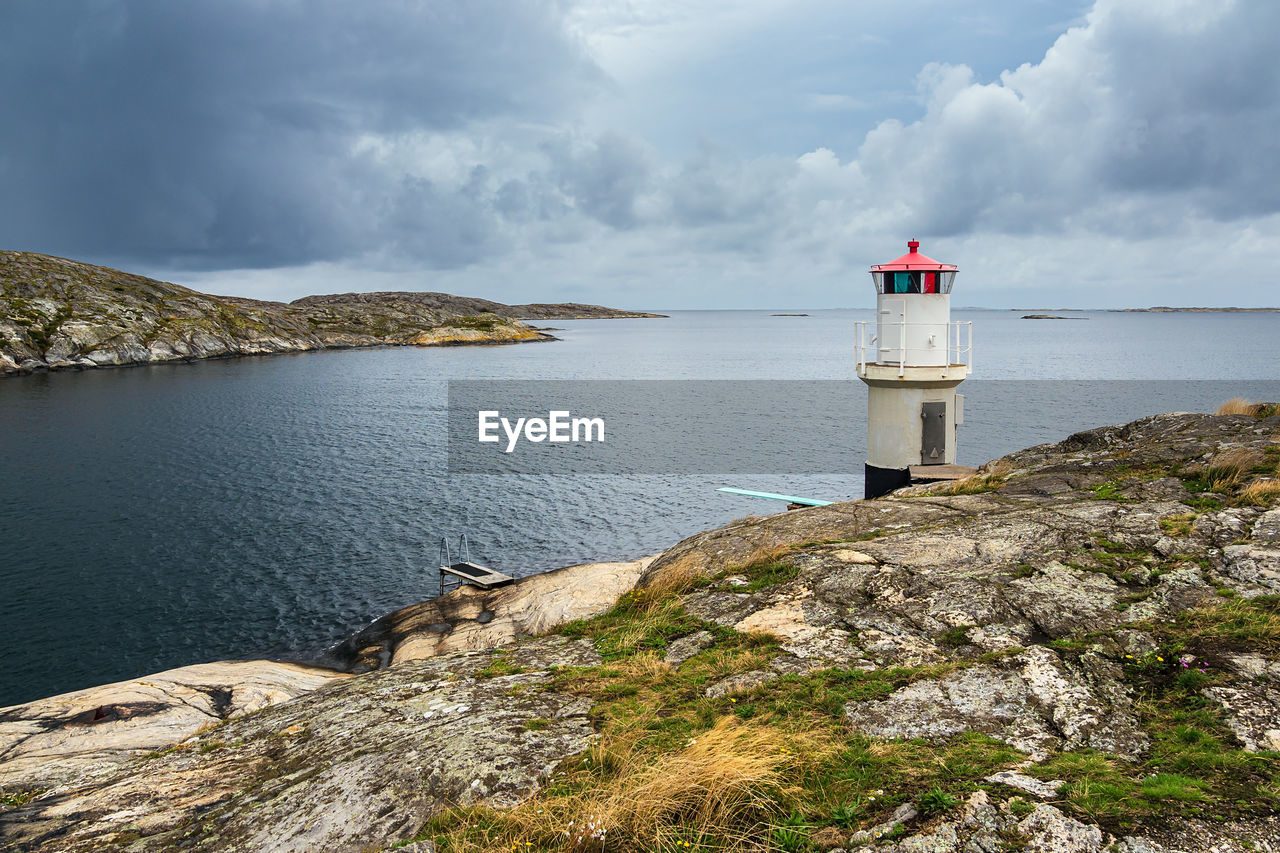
854,320,973,377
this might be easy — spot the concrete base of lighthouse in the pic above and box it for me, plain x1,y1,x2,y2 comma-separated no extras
859,363,969,499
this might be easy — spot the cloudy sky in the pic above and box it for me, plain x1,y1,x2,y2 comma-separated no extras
2,0,1277,309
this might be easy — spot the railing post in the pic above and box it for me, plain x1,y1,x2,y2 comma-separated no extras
898,315,905,377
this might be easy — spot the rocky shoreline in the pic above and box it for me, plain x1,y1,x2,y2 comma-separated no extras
3,410,1280,852
0,252,660,377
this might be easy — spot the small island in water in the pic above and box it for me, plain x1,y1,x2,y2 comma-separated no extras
0,251,663,376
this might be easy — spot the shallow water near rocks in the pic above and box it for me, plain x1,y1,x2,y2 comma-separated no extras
2,308,1278,705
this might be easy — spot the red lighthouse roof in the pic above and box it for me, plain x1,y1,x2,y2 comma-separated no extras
870,240,957,272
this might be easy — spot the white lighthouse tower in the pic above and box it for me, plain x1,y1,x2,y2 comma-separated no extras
856,240,972,498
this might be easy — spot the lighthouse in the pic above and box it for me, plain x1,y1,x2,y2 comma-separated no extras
856,240,972,498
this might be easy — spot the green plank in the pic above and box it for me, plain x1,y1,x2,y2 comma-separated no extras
716,487,834,506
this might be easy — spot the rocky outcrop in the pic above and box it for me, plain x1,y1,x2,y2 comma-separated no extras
0,638,600,853
0,661,344,792
0,252,656,376
328,555,658,671
3,411,1280,852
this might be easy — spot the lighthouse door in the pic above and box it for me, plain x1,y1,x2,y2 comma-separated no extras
921,402,946,464
878,299,906,363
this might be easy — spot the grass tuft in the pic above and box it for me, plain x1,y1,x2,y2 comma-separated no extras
1218,398,1259,416
1238,478,1280,508
932,461,1012,496
643,554,710,597
1181,444,1278,507
917,786,960,815
1217,398,1280,418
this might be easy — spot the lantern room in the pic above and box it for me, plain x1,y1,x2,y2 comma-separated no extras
870,240,957,294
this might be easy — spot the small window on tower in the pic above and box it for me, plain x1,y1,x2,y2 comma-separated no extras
894,272,910,293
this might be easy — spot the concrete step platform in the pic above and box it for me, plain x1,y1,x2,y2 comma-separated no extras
909,463,979,482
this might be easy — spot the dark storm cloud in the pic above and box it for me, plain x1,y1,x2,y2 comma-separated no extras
0,0,602,268
1095,2,1280,215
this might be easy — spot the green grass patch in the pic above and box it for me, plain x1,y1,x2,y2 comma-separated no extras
1090,480,1133,502
1168,596,1280,654
917,786,961,815
0,788,44,808
937,626,971,647
476,653,532,679
557,591,707,661
731,559,802,593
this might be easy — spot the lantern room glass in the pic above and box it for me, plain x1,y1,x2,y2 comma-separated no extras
871,270,955,294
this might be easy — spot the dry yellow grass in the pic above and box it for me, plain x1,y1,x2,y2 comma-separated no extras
1217,399,1280,417
614,651,673,681
434,718,828,851
1179,598,1280,649
693,643,778,683
1217,398,1258,415
605,597,686,656
740,541,792,569
1239,478,1280,507
642,555,705,599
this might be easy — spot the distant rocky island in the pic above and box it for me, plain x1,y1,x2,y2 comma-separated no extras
1020,314,1084,320
0,251,662,376
507,302,666,320
1112,306,1280,313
